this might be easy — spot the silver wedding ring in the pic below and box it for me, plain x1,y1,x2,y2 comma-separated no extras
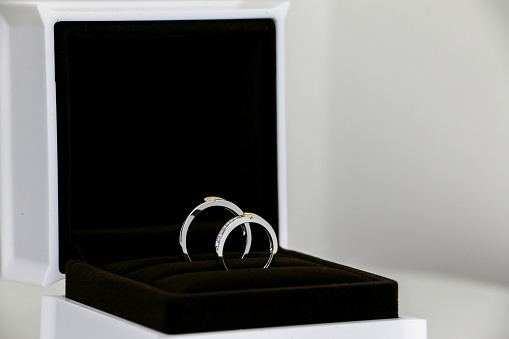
215,212,278,270
180,197,252,261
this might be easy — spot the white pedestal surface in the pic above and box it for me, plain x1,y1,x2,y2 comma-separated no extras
40,296,426,339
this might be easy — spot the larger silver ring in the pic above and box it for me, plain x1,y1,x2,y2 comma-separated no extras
216,212,278,270
180,197,252,261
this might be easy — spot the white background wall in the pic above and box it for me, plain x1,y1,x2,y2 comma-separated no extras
2,0,509,338
286,0,509,283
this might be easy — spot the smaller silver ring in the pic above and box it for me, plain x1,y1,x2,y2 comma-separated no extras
180,197,252,261
216,212,278,270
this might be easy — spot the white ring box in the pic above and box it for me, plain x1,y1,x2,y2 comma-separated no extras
0,1,426,338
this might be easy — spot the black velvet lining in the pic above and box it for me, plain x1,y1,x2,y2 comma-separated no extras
66,249,398,334
54,19,279,271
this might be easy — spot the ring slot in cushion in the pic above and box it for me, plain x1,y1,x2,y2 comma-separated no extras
98,253,369,292
151,266,372,293
117,255,322,284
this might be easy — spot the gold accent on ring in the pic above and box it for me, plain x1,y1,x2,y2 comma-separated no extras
205,196,224,201
243,212,260,217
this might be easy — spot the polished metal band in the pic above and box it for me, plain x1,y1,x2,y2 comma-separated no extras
215,212,278,270
180,197,252,261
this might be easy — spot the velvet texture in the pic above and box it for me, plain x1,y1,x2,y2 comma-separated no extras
66,248,398,334
65,223,398,333
56,19,398,335
54,19,280,272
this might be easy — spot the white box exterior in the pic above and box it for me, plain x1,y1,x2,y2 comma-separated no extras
0,0,290,287
41,296,427,339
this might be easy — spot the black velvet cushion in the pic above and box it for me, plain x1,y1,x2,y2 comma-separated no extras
66,248,398,334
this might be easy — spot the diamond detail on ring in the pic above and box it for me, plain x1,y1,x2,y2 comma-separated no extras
215,215,242,250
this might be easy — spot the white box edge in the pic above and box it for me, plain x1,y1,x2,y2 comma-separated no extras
41,295,427,339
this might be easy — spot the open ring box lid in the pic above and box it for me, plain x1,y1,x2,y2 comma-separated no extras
0,1,410,336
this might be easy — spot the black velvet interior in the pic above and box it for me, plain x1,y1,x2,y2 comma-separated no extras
54,19,279,271
55,19,398,334
66,249,398,334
